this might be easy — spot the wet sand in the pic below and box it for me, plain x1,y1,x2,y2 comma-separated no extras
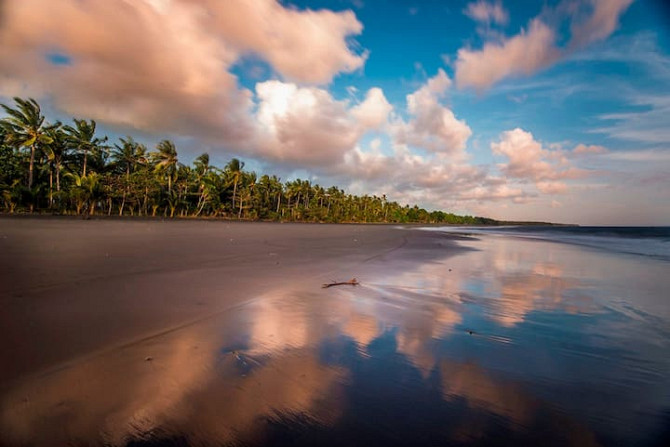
1,218,669,446
0,218,446,385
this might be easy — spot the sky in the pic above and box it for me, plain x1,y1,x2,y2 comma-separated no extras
0,0,669,225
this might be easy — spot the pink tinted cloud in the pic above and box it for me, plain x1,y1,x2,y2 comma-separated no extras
0,0,254,140
350,88,393,130
254,81,360,165
335,139,530,211
253,72,527,210
0,0,366,144
394,69,472,154
464,1,509,25
570,0,635,48
252,81,392,166
491,128,582,194
198,0,367,84
455,0,634,90
455,20,559,91
573,143,608,155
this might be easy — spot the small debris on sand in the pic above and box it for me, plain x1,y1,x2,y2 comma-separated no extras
322,278,359,288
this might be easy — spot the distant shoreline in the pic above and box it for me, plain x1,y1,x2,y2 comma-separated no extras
0,212,566,227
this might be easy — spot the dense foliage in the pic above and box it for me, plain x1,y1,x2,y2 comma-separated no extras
0,97,497,224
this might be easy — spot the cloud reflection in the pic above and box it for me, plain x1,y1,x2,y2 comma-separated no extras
0,235,614,446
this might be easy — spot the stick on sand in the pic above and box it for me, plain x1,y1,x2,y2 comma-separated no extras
322,278,359,288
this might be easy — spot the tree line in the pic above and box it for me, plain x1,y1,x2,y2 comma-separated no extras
0,97,497,224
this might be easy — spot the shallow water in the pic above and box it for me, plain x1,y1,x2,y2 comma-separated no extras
2,232,669,446
422,225,670,261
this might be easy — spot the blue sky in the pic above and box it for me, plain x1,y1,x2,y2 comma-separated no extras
0,0,668,224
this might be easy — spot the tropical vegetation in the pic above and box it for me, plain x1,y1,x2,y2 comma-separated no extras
0,97,497,224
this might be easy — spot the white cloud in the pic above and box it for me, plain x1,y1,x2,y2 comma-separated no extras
254,81,360,165
332,138,530,213
464,1,509,25
455,20,558,91
394,69,472,154
0,0,366,143
491,128,582,194
351,88,393,130
573,144,607,155
593,94,670,144
604,149,670,162
454,0,634,90
251,81,394,166
204,0,367,84
570,0,635,48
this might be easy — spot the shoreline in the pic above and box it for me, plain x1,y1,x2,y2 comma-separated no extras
0,212,566,227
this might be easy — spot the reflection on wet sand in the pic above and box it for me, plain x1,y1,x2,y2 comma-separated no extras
438,360,601,447
1,289,351,446
2,233,669,446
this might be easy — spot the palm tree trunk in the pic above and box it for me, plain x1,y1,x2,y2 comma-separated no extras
28,143,36,188
48,168,54,207
120,166,130,216
82,149,88,177
276,193,281,213
196,198,206,217
144,187,149,215
232,179,238,212
119,192,126,216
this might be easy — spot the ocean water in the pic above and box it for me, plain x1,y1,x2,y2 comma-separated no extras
1,226,669,446
421,225,670,261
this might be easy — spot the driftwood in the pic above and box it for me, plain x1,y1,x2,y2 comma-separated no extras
322,278,359,288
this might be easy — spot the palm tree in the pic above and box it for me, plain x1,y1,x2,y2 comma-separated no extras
112,136,146,180
0,97,54,189
269,175,283,215
151,140,179,193
112,136,146,215
193,153,212,215
299,179,312,208
63,118,107,177
66,172,101,215
225,158,244,214
238,171,256,218
44,125,69,207
194,153,211,178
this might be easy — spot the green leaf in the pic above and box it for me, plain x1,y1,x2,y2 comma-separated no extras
38,134,53,144
23,135,36,147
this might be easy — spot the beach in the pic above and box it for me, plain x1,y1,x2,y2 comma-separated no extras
1,218,669,446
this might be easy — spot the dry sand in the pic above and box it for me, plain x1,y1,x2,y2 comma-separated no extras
0,217,457,386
